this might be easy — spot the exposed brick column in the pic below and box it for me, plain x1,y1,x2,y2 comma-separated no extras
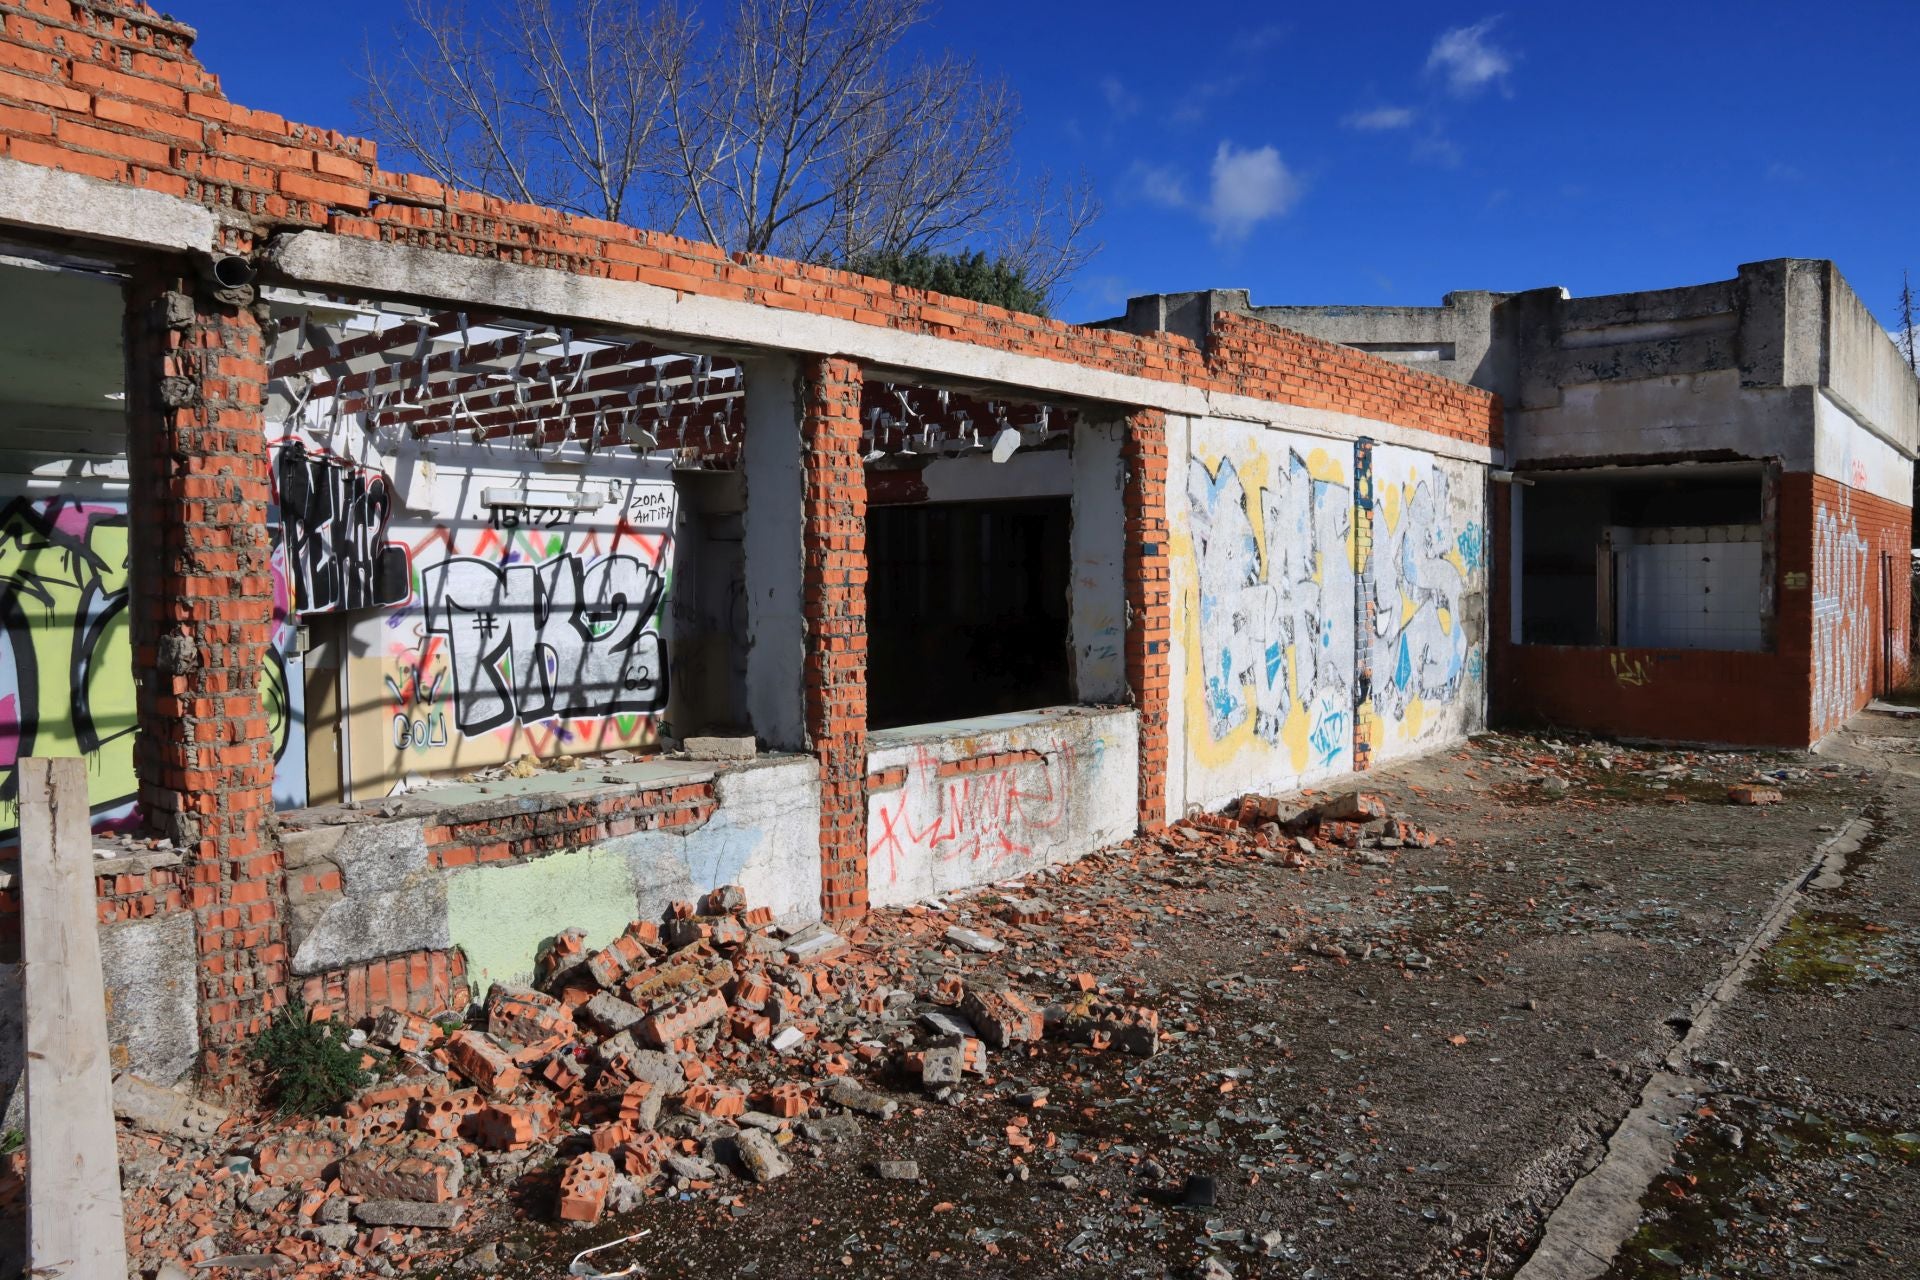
800,357,869,924
125,266,287,1085
1121,408,1169,832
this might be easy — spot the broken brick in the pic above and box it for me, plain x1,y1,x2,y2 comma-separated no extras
557,1150,614,1224
340,1134,463,1204
959,986,1043,1048
256,1136,342,1185
635,989,727,1049
443,1030,523,1096
489,989,575,1047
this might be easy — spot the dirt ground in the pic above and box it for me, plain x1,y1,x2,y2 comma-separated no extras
92,717,1920,1280
473,729,1908,1280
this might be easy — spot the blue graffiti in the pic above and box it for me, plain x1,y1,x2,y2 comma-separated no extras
1309,706,1349,765
1456,522,1484,573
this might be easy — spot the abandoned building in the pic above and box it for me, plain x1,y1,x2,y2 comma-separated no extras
1114,267,1920,746
0,0,1910,1105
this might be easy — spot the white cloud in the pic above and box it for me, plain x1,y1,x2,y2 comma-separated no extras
1203,141,1299,242
1129,161,1190,209
1171,73,1247,126
1344,105,1415,131
1427,18,1514,96
1100,76,1141,121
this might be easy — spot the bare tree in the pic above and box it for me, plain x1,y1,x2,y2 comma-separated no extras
360,0,1097,305
1900,270,1918,376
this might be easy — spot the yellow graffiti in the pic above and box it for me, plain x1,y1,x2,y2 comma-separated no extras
1610,653,1654,688
1180,436,1353,776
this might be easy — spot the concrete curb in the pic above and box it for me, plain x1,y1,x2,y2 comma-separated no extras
1512,815,1873,1280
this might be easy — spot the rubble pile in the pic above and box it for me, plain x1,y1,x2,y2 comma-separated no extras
116,882,1169,1275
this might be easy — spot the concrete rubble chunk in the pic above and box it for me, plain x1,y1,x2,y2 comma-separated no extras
733,1128,791,1182
684,735,756,761
113,1073,229,1143
352,1199,467,1229
874,1159,920,1181
827,1077,900,1119
944,926,1004,953
581,991,648,1035
919,1008,977,1039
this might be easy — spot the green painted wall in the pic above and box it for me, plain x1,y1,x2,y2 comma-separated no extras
444,846,635,989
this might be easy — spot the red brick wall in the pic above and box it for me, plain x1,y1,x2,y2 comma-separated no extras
420,782,716,868
1123,409,1170,831
1810,474,1912,739
1491,471,1911,748
298,948,470,1024
0,2,1499,452
124,269,286,1080
801,357,869,923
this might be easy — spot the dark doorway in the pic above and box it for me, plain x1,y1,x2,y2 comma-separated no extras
866,497,1071,729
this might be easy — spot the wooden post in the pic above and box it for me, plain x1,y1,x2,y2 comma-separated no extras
17,757,128,1280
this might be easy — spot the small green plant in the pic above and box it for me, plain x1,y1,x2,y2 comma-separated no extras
248,1000,368,1116
0,1129,22,1156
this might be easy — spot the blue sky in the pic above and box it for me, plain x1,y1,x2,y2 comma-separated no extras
181,1,1919,326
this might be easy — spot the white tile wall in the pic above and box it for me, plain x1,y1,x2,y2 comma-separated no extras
1618,527,1763,652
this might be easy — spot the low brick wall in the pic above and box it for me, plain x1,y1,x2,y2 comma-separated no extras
283,756,821,993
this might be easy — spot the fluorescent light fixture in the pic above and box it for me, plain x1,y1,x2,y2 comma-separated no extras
481,485,609,512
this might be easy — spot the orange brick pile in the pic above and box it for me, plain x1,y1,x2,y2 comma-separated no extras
114,880,1178,1272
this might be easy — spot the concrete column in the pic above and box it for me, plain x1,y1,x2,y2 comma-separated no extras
1120,408,1169,832
124,264,286,1085
798,357,869,923
1070,416,1128,703
740,355,808,751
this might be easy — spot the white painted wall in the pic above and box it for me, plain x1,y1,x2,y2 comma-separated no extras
1814,391,1913,507
865,708,1136,907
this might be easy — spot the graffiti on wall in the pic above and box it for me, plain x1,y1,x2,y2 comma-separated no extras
0,494,306,837
1185,436,1355,774
1812,490,1870,737
346,491,676,797
0,497,137,834
276,440,411,613
1366,449,1478,747
420,549,668,734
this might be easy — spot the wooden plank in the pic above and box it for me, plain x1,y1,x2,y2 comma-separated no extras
18,756,129,1280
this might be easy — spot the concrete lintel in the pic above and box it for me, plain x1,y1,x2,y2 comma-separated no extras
0,155,215,257
1200,390,1502,466
266,231,1213,417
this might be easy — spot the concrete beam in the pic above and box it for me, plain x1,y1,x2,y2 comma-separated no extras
267,231,1211,418
0,155,215,256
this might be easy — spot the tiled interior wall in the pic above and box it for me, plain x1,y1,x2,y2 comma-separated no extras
1618,524,1764,652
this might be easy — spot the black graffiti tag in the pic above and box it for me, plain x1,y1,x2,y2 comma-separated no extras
419,553,667,735
276,440,411,613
